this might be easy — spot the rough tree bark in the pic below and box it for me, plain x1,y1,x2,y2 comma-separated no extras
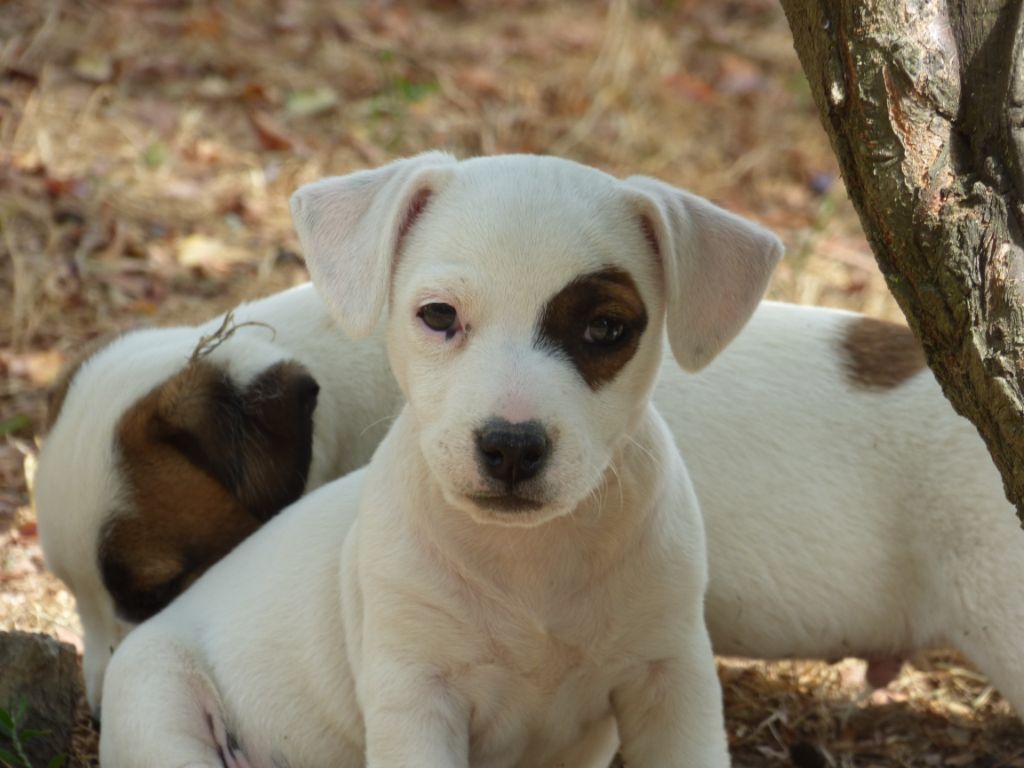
779,0,1024,523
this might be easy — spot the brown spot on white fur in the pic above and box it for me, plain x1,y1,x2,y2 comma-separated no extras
536,268,648,389
99,358,319,623
45,333,122,433
841,316,926,390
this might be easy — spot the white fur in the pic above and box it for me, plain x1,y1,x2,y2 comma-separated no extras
33,283,399,712
97,153,782,766
672,301,1024,717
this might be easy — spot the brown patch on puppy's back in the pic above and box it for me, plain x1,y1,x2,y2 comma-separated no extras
841,316,926,390
536,268,648,389
100,358,320,623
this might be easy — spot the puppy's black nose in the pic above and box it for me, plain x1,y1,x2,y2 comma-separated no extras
475,419,550,486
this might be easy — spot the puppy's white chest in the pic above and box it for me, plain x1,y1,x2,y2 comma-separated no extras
437,559,678,768
456,624,626,767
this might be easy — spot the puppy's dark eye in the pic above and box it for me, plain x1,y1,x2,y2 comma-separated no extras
418,303,458,334
584,317,626,346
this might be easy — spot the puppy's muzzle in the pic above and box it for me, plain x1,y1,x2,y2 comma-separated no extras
474,419,550,487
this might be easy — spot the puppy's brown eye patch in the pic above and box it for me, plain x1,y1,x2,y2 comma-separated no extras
536,267,647,389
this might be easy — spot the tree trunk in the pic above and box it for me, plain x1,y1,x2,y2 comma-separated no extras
779,0,1024,523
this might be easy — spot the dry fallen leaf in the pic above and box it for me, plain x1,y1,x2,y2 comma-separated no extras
284,87,338,117
176,234,253,275
1,349,65,386
248,111,295,151
72,51,114,84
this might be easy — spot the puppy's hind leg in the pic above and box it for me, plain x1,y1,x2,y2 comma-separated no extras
930,507,1024,717
100,631,249,768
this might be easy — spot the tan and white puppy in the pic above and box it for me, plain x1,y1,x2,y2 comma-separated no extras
97,152,780,766
33,283,400,713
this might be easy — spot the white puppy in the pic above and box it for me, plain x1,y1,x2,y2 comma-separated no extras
97,152,781,766
670,301,1024,710
33,284,400,712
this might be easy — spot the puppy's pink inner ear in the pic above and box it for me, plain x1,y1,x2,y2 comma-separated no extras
639,213,661,259
396,186,433,255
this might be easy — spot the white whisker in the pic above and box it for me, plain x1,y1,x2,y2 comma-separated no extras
624,433,662,471
357,409,402,439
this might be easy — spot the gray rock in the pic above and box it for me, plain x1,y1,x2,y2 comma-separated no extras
0,631,81,767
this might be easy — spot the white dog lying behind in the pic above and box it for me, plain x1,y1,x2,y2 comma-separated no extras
97,152,783,766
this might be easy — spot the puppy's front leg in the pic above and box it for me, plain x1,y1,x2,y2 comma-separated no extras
611,629,729,767
362,662,469,768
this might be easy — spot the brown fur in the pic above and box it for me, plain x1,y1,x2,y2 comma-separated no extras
536,268,648,389
99,358,319,623
841,316,926,390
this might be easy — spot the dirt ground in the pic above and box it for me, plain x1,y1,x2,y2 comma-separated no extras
1,1,1022,766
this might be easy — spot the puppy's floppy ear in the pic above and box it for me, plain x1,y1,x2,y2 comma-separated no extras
624,176,783,372
290,151,458,337
150,359,320,521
